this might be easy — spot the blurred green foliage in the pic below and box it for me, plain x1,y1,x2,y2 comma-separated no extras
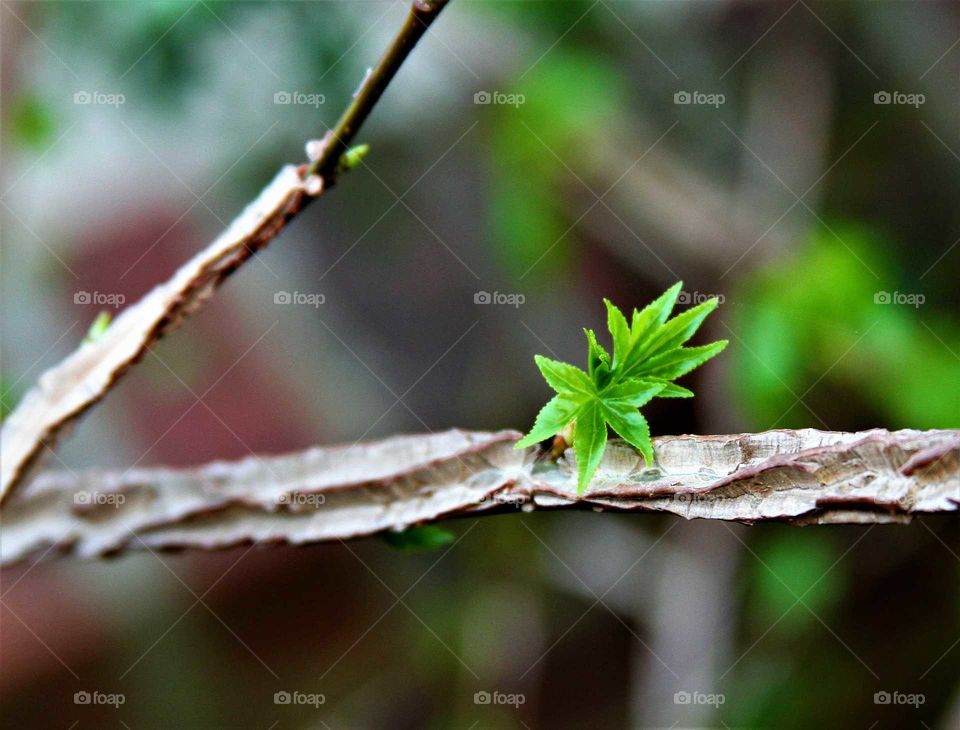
733,225,960,430
488,51,626,281
8,93,56,151
381,525,456,552
0,380,13,420
749,531,841,631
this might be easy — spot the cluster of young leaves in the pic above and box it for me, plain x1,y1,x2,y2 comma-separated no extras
516,282,727,493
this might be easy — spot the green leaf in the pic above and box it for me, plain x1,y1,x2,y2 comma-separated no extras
518,283,725,493
381,525,456,552
600,378,665,407
601,403,654,465
648,380,694,398
633,297,719,366
339,143,370,171
629,281,683,349
604,298,631,368
534,354,594,396
84,311,112,344
515,393,585,448
584,328,612,387
640,340,728,380
573,401,607,493
9,93,56,151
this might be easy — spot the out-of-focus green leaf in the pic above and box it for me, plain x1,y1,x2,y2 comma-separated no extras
0,380,14,420
733,224,960,429
487,51,627,280
84,311,112,344
8,94,56,151
749,532,841,632
381,525,456,552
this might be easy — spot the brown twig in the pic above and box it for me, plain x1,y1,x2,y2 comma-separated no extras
0,0,453,505
308,0,450,183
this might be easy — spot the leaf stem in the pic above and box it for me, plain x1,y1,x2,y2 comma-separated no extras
307,0,451,183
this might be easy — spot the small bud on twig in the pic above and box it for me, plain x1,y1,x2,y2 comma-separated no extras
339,144,371,172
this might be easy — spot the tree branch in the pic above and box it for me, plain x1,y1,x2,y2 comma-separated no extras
308,0,449,183
0,0,452,505
3,428,957,565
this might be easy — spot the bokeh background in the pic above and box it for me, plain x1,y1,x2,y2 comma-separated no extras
2,1,959,728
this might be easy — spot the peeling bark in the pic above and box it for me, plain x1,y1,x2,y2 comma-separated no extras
1,0,454,507
3,428,956,566
0,167,310,504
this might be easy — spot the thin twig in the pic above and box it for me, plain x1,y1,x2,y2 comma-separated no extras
0,0,453,505
308,0,450,183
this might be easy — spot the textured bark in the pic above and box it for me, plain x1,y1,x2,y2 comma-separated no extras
0,0,451,507
3,428,957,566
0,166,311,505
